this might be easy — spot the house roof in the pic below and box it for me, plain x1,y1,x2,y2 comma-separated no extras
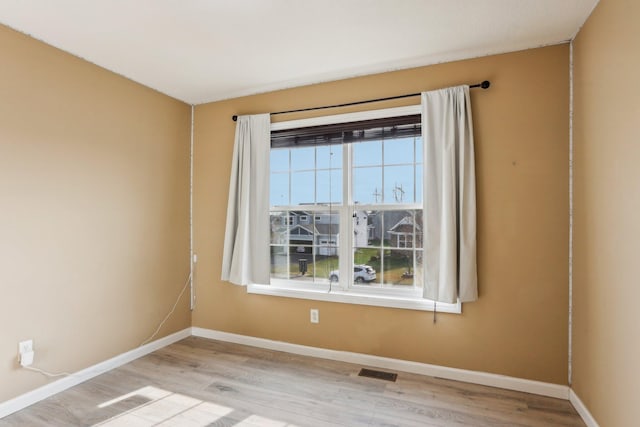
388,216,422,233
315,224,340,236
278,224,315,236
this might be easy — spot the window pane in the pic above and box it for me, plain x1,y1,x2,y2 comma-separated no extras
353,209,422,287
315,253,339,283
270,173,289,206
353,247,380,285
383,165,415,204
353,210,374,248
416,164,423,204
384,137,415,165
383,210,422,248
270,149,289,172
291,171,315,205
270,211,289,245
270,246,289,279
382,249,416,286
316,145,341,170
353,166,382,204
290,146,315,171
316,169,342,204
353,140,382,167
413,250,424,288
359,210,383,247
282,251,339,285
416,136,423,164
269,211,340,286
354,209,427,287
315,212,340,283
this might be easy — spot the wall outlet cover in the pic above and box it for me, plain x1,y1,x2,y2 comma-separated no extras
18,340,33,355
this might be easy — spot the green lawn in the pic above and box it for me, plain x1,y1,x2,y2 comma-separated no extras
354,248,415,285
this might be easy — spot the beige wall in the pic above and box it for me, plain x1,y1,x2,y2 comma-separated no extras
0,25,191,401
193,45,570,384
572,0,640,425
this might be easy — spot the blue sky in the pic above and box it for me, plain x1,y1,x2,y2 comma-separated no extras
270,137,422,206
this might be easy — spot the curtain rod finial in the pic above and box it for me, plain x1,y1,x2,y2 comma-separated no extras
481,80,490,89
232,115,238,121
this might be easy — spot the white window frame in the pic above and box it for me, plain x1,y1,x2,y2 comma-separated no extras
248,105,461,313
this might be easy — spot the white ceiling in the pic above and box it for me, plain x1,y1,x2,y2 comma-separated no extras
0,0,598,105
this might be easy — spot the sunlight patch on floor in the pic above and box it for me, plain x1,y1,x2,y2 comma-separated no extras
93,385,298,426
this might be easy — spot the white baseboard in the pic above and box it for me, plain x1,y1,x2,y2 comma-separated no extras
0,327,192,420
191,327,570,400
569,389,600,427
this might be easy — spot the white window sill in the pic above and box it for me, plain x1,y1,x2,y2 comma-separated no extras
247,284,461,313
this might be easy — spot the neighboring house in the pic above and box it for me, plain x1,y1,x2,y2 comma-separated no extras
315,223,339,255
387,214,423,248
353,210,370,248
271,211,340,255
287,224,316,248
368,210,421,248
271,209,420,253
272,210,369,255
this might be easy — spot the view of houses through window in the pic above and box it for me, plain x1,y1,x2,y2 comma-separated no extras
269,115,423,293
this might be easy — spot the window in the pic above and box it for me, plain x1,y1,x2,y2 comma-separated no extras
283,215,296,226
250,105,460,313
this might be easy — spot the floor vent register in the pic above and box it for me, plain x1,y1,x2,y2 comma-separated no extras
358,368,398,382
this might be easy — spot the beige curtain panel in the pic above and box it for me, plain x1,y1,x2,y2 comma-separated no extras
221,114,271,286
422,85,478,303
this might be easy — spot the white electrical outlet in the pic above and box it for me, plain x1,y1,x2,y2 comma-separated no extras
18,340,34,367
310,309,319,324
18,340,33,355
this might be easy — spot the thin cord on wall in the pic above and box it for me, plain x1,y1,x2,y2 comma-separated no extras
22,366,71,378
140,272,192,347
22,272,192,379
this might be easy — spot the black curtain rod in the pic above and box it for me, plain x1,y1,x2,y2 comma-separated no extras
231,80,490,121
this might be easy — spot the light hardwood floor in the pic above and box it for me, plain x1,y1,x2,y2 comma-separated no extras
0,337,585,426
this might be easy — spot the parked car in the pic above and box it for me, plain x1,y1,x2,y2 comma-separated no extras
329,265,376,283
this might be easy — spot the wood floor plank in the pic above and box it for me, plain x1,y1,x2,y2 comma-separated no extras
0,337,585,427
